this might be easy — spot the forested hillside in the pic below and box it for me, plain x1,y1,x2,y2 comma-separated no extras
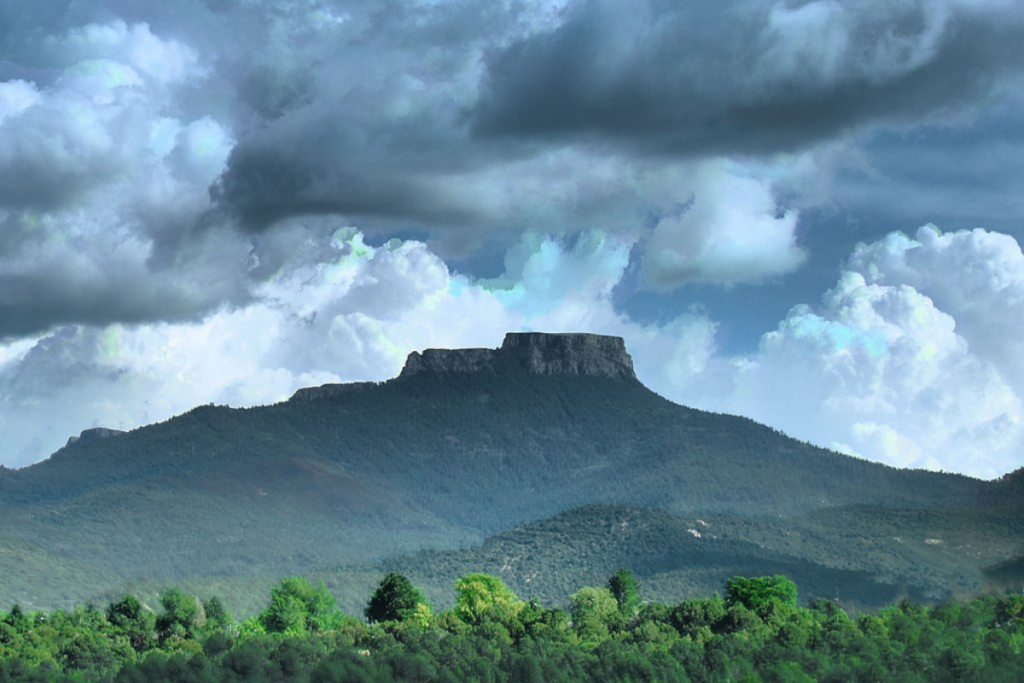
379,504,1024,615
0,334,1017,612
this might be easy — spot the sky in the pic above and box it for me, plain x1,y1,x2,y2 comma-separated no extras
0,0,1022,479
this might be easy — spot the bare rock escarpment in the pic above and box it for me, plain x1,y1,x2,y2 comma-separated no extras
290,332,638,402
290,381,381,402
65,427,124,447
400,332,637,381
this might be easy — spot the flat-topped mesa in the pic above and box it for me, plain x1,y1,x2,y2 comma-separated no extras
66,427,124,448
399,332,637,381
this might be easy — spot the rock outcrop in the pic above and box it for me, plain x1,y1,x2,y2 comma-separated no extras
66,427,124,448
398,348,500,376
290,382,381,402
291,333,638,401
399,332,637,380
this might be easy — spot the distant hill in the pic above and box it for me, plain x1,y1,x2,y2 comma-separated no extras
0,332,1018,611
102,502,1024,618
382,503,1023,614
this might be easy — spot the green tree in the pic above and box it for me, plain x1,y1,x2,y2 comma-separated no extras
670,595,728,641
106,595,155,652
997,594,1024,629
725,575,797,614
155,588,203,645
607,567,641,618
454,573,524,625
365,572,430,625
259,577,339,634
58,604,133,678
202,596,233,634
569,586,620,643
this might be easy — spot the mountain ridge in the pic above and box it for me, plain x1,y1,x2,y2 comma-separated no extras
0,331,1018,611
400,332,639,380
289,332,638,402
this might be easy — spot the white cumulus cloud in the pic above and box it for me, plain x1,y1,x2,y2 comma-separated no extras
641,164,806,288
45,20,202,86
673,226,1024,479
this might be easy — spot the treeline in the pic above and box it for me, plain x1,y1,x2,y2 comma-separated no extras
2,571,1024,682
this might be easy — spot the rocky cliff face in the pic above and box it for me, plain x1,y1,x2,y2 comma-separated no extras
399,332,637,380
290,382,381,402
290,333,638,402
66,427,124,447
400,348,498,376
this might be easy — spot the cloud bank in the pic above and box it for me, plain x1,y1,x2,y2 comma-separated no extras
0,18,247,336
1,1,1021,337
677,226,1024,479
473,0,1024,154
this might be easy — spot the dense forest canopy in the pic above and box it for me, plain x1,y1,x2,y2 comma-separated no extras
2,571,1024,682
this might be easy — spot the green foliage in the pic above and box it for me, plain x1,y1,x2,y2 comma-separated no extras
453,573,524,625
1,576,1024,681
607,567,641,617
726,575,798,614
364,573,429,625
107,595,155,652
259,577,340,635
569,587,620,643
155,587,203,645
670,594,728,641
201,595,232,634
409,602,433,629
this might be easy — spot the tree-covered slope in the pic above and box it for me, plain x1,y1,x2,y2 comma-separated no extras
379,503,1024,614
0,333,1012,611
5,371,988,517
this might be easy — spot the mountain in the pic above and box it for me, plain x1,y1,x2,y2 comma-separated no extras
0,332,1018,612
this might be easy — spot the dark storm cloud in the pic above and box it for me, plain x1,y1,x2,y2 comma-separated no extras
3,0,1024,338
211,97,492,230
0,268,238,340
0,209,253,339
472,0,1024,155
209,0,529,232
0,0,540,338
211,0,1024,238
834,92,1024,239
